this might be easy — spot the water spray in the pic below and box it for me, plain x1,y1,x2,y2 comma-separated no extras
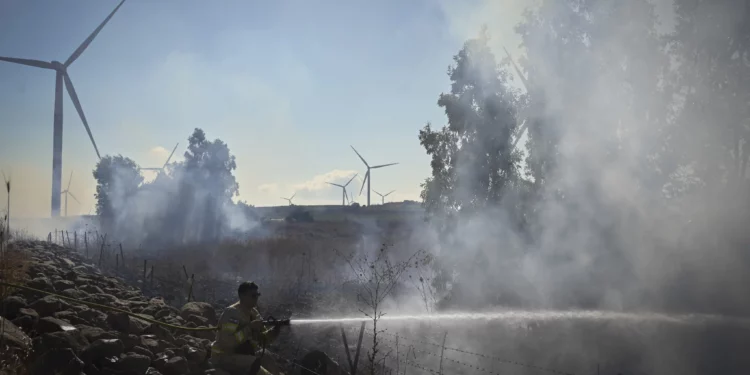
290,309,750,326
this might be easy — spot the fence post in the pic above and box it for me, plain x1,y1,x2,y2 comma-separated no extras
187,274,195,302
150,265,154,287
74,231,77,250
84,232,88,257
340,326,355,375
119,244,124,264
98,240,105,267
143,260,147,287
439,332,447,375
352,321,365,375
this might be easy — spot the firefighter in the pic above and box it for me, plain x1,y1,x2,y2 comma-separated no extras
210,281,284,375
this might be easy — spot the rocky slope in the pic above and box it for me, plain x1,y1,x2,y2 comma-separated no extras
0,240,341,375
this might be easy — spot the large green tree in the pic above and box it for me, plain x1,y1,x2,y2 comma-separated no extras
669,0,750,192
419,28,523,217
92,155,143,219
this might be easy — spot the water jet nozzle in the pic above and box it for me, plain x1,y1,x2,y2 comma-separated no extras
263,316,291,328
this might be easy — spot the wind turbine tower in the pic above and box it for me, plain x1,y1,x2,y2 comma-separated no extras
351,146,398,207
373,189,395,205
326,174,358,206
281,193,296,206
0,0,126,217
61,171,81,217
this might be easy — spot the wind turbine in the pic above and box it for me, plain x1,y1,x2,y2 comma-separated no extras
281,193,296,206
0,0,126,217
503,46,531,150
326,174,358,206
61,171,80,217
140,143,179,176
373,189,395,205
351,146,398,207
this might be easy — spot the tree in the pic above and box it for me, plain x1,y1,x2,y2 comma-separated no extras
93,155,143,219
164,128,240,243
182,128,239,198
669,0,750,192
419,28,523,217
515,0,671,197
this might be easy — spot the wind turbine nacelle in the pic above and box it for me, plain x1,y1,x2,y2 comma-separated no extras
51,61,65,71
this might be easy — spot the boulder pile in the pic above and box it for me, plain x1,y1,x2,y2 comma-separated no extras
0,241,267,375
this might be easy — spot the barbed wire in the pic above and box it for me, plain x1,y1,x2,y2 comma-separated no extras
347,325,577,375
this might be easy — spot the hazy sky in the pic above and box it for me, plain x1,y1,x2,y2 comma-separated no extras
0,0,673,218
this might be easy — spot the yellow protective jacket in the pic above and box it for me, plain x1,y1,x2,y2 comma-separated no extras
211,301,269,357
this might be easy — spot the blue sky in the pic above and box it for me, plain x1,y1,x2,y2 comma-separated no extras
0,0,535,217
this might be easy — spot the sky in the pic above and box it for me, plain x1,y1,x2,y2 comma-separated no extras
0,0,673,218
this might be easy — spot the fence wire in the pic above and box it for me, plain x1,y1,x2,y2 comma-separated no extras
347,325,578,375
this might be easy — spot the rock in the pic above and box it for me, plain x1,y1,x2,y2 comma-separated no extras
116,353,152,375
27,276,55,292
29,348,84,375
59,288,89,300
142,323,175,342
139,335,161,353
77,279,104,294
132,345,155,359
12,314,36,331
54,310,91,325
29,295,71,317
53,279,76,291
79,307,109,328
129,315,152,335
32,330,90,357
78,325,118,342
0,317,32,352
120,333,141,351
180,302,217,325
63,270,77,281
37,316,78,334
163,356,189,375
89,293,121,306
186,314,209,327
107,312,131,333
80,338,125,364
183,344,207,363
1,295,27,319
145,368,163,375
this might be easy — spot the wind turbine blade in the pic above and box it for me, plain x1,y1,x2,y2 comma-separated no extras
373,189,382,196
344,173,358,187
68,192,81,204
386,190,395,196
63,72,101,159
139,167,161,171
290,193,296,200
163,142,179,169
503,46,530,92
350,146,369,167
371,162,398,169
327,182,344,188
65,0,126,67
0,57,54,69
67,170,73,191
359,171,369,196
